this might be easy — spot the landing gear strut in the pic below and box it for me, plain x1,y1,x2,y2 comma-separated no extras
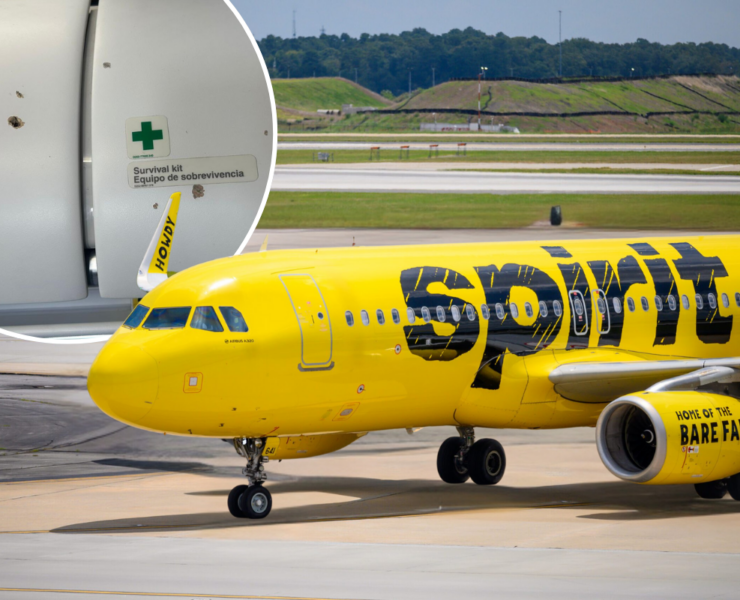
436,427,506,486
228,438,272,519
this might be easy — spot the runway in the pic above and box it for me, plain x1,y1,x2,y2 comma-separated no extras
272,166,740,194
279,141,740,152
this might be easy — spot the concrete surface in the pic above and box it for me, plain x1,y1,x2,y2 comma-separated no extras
2,369,740,598
283,161,740,172
272,166,740,194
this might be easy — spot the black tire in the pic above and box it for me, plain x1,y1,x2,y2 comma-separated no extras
550,205,562,226
728,474,740,501
228,484,248,518
695,479,728,499
467,438,506,485
437,437,469,484
238,485,273,519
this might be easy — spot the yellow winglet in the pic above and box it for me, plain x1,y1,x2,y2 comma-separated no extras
137,192,181,292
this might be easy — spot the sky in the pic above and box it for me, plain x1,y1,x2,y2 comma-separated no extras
234,0,740,47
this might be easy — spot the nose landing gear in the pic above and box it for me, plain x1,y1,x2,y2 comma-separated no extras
228,438,272,519
436,427,507,486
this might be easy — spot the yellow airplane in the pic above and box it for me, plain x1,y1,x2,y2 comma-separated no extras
87,197,740,519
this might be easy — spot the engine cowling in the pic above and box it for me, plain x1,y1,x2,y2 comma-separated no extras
596,391,740,485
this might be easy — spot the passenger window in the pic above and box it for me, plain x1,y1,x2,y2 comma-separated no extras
481,304,490,320
553,300,563,317
377,309,385,325
596,297,606,315
668,295,677,311
436,306,446,322
510,303,520,318
736,292,740,307
654,296,663,312
640,297,649,312
345,311,354,326
495,303,505,319
406,307,416,323
722,293,730,308
627,298,636,312
219,306,249,332
695,294,704,310
391,308,400,324
421,306,431,323
682,295,690,310
123,304,149,329
143,307,191,330
465,304,476,321
451,305,461,322
191,306,224,332
708,293,717,310
361,310,370,326
613,297,622,314
573,298,583,316
524,302,533,318
539,301,548,318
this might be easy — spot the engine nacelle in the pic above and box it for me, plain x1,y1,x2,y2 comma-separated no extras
597,391,740,485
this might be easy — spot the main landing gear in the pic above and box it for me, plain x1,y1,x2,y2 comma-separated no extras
695,473,740,501
437,426,506,486
228,438,272,519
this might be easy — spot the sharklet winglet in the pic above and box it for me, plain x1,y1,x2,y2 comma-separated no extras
137,192,181,292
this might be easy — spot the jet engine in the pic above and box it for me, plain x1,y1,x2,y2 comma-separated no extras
597,386,740,485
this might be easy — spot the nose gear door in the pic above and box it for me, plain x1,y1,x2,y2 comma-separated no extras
280,274,334,370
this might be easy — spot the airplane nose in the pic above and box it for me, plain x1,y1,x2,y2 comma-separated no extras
88,342,158,425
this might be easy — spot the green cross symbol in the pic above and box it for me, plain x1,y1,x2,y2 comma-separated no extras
131,121,164,151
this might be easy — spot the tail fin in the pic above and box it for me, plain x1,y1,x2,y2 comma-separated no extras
137,192,181,292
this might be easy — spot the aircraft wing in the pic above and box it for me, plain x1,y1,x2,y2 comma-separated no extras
549,357,740,403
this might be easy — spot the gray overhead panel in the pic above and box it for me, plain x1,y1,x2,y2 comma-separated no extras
92,0,274,298
0,0,90,304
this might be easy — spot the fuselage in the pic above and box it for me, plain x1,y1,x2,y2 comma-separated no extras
87,235,740,440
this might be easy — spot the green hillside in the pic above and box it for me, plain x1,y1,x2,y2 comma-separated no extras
272,77,389,112
403,76,740,114
275,75,740,134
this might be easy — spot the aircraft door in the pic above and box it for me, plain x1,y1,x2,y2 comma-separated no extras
592,289,611,334
568,290,589,336
280,274,333,370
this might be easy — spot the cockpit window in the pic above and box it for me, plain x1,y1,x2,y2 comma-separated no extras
191,306,224,332
219,306,249,332
143,307,191,330
123,304,149,329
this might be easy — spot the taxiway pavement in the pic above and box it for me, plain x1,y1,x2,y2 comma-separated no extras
272,166,740,194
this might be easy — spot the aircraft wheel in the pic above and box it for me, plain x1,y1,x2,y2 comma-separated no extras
437,437,469,484
695,479,728,499
727,474,740,501
237,484,273,519
227,484,249,518
467,438,506,485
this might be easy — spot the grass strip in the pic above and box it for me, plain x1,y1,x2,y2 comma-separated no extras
258,192,740,230
279,134,740,144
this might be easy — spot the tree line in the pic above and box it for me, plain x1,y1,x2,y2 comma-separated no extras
257,28,740,96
